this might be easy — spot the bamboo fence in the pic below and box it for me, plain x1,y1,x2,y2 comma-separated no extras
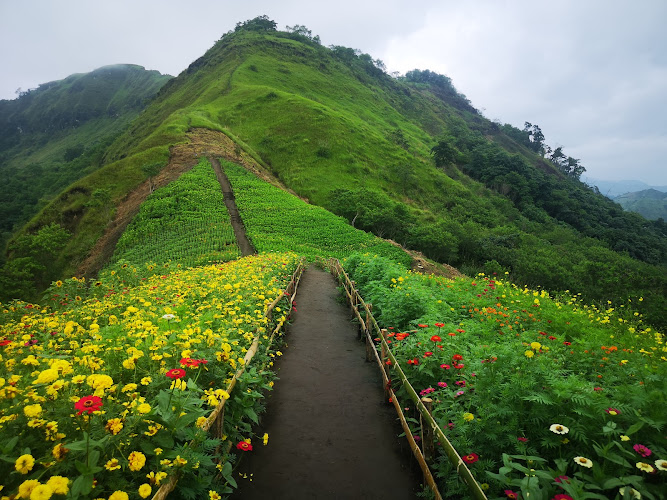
151,259,305,500
329,259,488,500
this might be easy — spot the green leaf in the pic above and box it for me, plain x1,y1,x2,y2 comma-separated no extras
245,407,259,424
625,421,644,435
71,474,94,497
602,478,624,489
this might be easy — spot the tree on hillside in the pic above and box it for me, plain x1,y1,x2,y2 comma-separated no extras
235,15,277,32
285,24,321,44
522,122,546,154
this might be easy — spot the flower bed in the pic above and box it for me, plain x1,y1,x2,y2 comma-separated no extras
0,253,299,499
343,253,666,500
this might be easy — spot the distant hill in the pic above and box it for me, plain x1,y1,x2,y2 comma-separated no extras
614,188,667,220
584,176,667,198
0,64,171,255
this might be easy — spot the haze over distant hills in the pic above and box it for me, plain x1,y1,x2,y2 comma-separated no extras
583,176,667,198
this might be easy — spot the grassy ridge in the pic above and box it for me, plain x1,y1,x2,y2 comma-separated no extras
223,161,412,265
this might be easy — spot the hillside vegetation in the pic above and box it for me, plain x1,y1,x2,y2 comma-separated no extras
614,189,667,221
0,19,665,327
0,64,171,255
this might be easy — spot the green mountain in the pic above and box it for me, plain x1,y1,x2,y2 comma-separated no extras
0,64,171,253
1,19,665,327
615,188,667,220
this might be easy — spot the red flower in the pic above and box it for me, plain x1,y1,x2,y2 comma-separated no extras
454,364,465,369
74,395,103,415
553,495,573,500
554,475,570,484
440,364,451,369
418,324,429,328
504,490,519,499
236,441,253,451
452,354,463,361
166,368,186,379
0,339,11,346
430,335,442,342
462,453,478,464
563,341,571,346
423,352,433,357
180,357,196,367
435,322,445,328
517,437,528,443
605,407,621,416
456,329,465,333
407,358,419,365
633,444,652,457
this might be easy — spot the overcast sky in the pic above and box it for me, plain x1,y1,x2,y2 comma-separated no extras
1,0,665,184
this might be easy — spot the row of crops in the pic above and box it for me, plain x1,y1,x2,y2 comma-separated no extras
0,253,300,500
221,160,412,265
342,253,666,500
111,158,239,269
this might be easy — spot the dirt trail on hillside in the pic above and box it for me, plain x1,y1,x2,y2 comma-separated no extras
230,267,421,500
77,129,269,277
209,157,256,256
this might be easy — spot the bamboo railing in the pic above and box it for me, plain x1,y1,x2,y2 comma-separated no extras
329,259,488,500
151,259,305,500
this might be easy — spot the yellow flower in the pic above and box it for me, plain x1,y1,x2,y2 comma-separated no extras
524,350,534,358
140,377,152,386
174,455,187,466
136,403,151,414
24,404,43,417
28,483,53,500
196,416,208,428
52,443,68,461
15,454,35,474
105,458,121,471
574,456,593,468
128,451,146,471
105,418,124,435
263,432,269,445
33,369,59,385
146,471,167,485
109,492,129,500
154,448,163,456
636,462,654,473
480,483,490,491
17,479,40,499
620,435,630,441
463,412,475,422
530,342,541,350
46,476,70,495
209,491,222,500
71,375,86,384
121,383,138,393
138,484,152,499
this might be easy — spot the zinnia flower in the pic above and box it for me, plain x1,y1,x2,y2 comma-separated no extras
655,459,667,471
517,437,528,443
619,487,641,499
504,489,519,499
636,462,654,473
452,354,463,361
74,395,103,415
462,452,478,464
166,368,186,379
573,456,593,468
550,424,569,434
605,408,621,416
553,495,573,500
430,335,441,342
633,444,652,457
237,440,253,451
15,454,35,474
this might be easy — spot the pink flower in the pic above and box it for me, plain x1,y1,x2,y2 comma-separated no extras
554,475,570,484
440,364,451,369
455,380,466,387
633,444,652,458
437,382,448,388
504,490,519,499
517,437,528,443
553,495,573,500
455,390,465,397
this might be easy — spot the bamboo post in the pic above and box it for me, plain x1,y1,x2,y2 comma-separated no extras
421,397,434,462
365,304,373,361
380,328,390,392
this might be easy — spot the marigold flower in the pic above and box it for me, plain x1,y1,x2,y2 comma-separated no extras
105,418,124,435
463,412,474,421
33,368,59,385
549,424,569,435
263,432,269,445
633,444,652,457
18,479,40,499
109,491,129,500
105,458,121,471
166,368,186,379
462,452,478,464
128,451,147,471
236,440,253,451
209,491,222,500
140,376,152,385
138,484,152,498
524,350,535,358
15,453,35,474
52,443,68,461
74,395,103,415
30,483,54,500
137,403,151,414
24,404,43,417
46,476,70,495
573,456,593,468
530,342,541,350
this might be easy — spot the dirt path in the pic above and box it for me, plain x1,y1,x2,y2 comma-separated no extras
230,267,420,499
209,157,256,257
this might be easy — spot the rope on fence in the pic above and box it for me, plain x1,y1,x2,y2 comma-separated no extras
329,259,488,500
151,259,306,500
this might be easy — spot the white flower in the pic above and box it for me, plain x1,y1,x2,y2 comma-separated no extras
549,424,569,435
162,314,176,320
573,456,593,468
619,487,641,499
655,459,667,471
